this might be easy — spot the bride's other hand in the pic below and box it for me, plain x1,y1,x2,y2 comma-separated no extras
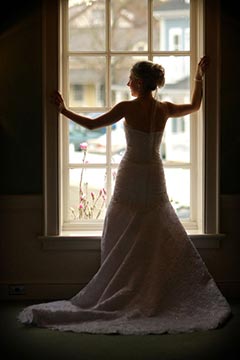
51,90,66,113
195,55,209,80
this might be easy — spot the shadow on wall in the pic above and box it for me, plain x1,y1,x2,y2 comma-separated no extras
0,0,43,195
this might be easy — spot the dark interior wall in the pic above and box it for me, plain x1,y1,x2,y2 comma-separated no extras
220,1,240,194
0,1,42,195
0,1,239,196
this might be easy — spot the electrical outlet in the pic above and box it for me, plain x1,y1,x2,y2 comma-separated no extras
8,285,25,295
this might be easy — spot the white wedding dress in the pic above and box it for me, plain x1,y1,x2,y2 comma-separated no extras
18,122,231,335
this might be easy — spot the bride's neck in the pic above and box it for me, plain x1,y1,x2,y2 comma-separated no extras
136,92,154,102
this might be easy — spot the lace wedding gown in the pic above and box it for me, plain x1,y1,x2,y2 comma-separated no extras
18,122,231,334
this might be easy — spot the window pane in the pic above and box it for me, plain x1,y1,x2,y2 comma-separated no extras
162,117,190,163
111,0,148,51
69,56,106,107
69,116,107,164
68,0,105,51
153,0,190,51
111,56,148,104
87,125,108,157
153,55,190,90
68,168,107,221
154,56,190,163
85,123,126,163
69,120,126,165
164,167,190,220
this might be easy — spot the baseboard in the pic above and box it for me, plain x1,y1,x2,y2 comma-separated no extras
0,283,87,301
1,281,240,301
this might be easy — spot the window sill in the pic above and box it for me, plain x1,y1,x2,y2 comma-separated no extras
39,233,225,251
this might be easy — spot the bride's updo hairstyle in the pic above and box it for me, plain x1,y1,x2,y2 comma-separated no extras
131,60,165,93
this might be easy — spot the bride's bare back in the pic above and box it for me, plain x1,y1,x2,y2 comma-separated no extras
123,98,168,133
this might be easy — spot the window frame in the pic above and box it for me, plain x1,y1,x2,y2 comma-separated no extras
42,0,222,247
62,0,201,233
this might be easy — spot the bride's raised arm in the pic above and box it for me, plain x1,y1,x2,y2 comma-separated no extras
52,90,126,130
163,56,209,119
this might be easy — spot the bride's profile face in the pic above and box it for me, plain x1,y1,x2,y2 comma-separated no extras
127,72,140,97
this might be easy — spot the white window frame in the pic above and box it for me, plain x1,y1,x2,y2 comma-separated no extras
62,0,200,234
42,0,223,249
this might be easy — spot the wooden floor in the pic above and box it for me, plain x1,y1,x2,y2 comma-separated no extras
1,299,240,360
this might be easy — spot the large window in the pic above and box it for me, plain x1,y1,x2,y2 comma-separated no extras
42,0,221,242
60,0,202,234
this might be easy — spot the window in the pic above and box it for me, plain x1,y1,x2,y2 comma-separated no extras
42,0,222,241
60,0,200,233
71,84,83,102
169,28,182,50
172,118,185,133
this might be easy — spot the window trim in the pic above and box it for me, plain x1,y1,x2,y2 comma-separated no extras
42,0,222,246
203,0,221,234
42,0,60,236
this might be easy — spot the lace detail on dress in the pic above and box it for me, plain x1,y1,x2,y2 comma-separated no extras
111,124,168,210
17,124,232,335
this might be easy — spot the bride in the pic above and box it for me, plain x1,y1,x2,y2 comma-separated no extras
18,56,232,334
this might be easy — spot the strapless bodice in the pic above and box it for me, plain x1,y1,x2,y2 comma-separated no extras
123,123,163,163
110,123,168,210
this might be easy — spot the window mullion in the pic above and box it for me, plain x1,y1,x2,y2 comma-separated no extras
149,0,153,60
68,164,107,169
190,0,203,231
62,0,70,232
106,0,112,208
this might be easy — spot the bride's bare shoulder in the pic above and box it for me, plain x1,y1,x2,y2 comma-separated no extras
156,100,168,108
156,100,170,115
116,99,136,109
